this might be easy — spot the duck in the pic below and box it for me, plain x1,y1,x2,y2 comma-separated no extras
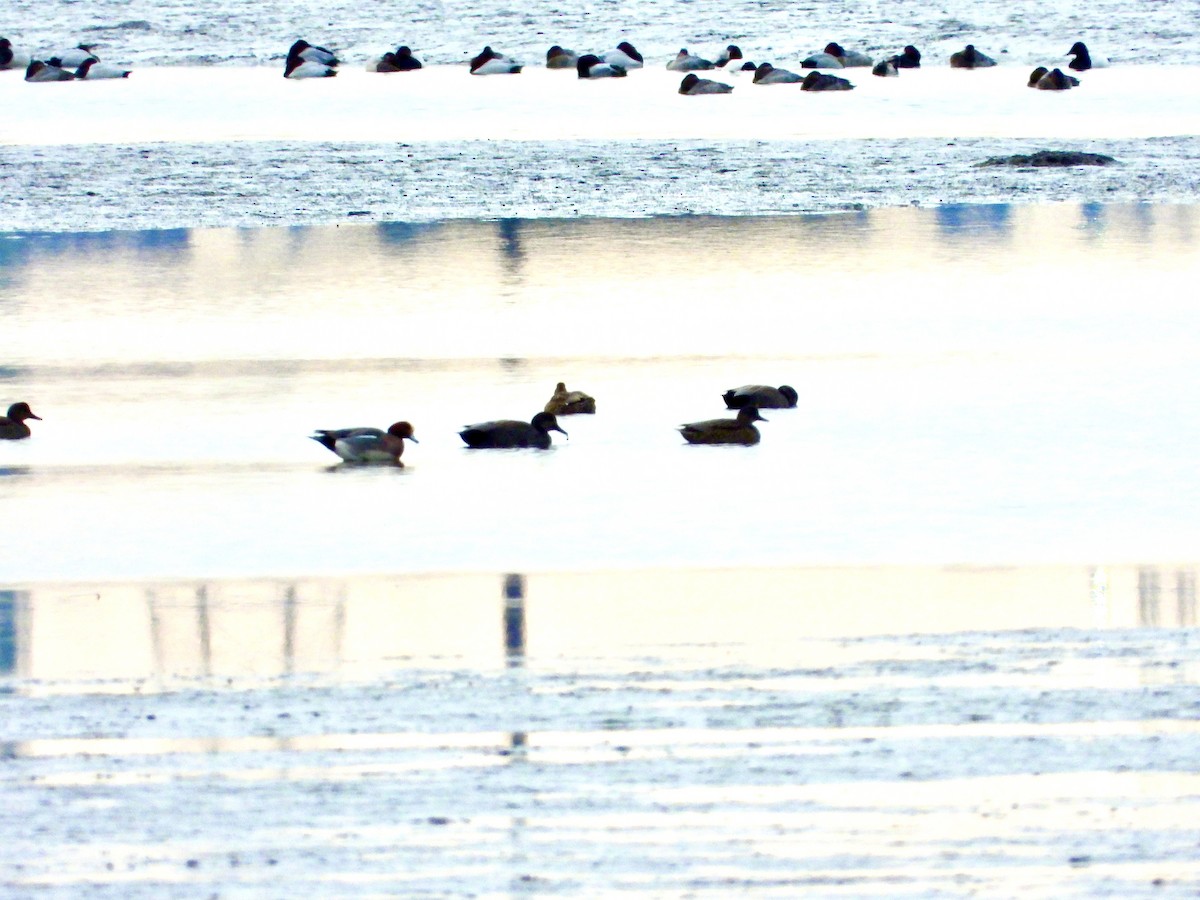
1028,66,1078,89
1,38,31,70
752,62,802,84
890,45,922,68
544,382,597,415
679,73,733,94
723,384,798,409
872,58,898,77
470,46,522,74
49,44,99,67
1067,41,1108,71
25,60,75,81
666,48,714,71
802,70,854,90
75,58,131,78
285,55,336,78
460,412,567,449
371,46,422,72
310,421,417,464
801,49,843,69
576,53,626,78
601,42,643,69
823,42,873,66
289,39,338,66
546,45,579,68
714,45,743,67
680,406,766,445
0,402,41,440
949,45,996,68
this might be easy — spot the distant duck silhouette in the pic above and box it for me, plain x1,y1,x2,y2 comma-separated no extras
891,45,922,68
1,38,31,69
75,58,131,78
802,70,854,90
371,46,422,72
680,406,766,445
666,48,714,71
679,73,733,94
823,42,873,66
601,42,643,69
544,382,597,415
49,44,99,67
576,53,626,78
1067,41,1108,71
0,402,41,440
460,412,567,449
723,384,798,409
752,62,802,84
311,421,418,464
470,46,522,74
714,45,743,67
289,39,338,66
25,60,75,81
1028,66,1078,89
546,45,579,68
872,58,898,77
949,45,996,68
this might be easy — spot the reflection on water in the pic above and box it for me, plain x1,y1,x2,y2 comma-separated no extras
4,203,1200,582
2,564,1197,686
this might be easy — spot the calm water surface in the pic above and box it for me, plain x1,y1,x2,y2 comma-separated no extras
3,203,1200,581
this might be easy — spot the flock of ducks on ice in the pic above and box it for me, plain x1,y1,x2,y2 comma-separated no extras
2,383,799,463
1,36,1108,91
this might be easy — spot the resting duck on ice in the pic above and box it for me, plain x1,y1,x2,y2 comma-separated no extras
680,406,767,445
576,54,626,78
1066,41,1108,71
949,45,997,68
666,48,714,71
460,413,567,449
601,42,643,69
679,73,733,94
470,46,523,74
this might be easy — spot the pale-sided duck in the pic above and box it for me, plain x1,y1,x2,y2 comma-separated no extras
680,406,766,445
950,45,996,68
576,54,626,78
666,48,714,71
546,45,579,68
823,42,872,66
49,44,98,67
76,58,131,78
801,48,843,69
289,39,338,66
714,45,743,67
872,58,898,77
0,402,41,440
470,46,522,74
601,42,643,69
1067,41,1108,71
723,384,797,409
752,62,802,84
460,412,567,449
544,382,597,415
679,73,733,94
311,421,417,464
802,70,854,90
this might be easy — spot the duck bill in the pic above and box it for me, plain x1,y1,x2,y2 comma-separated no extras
555,426,569,439
29,411,42,421
408,436,419,443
